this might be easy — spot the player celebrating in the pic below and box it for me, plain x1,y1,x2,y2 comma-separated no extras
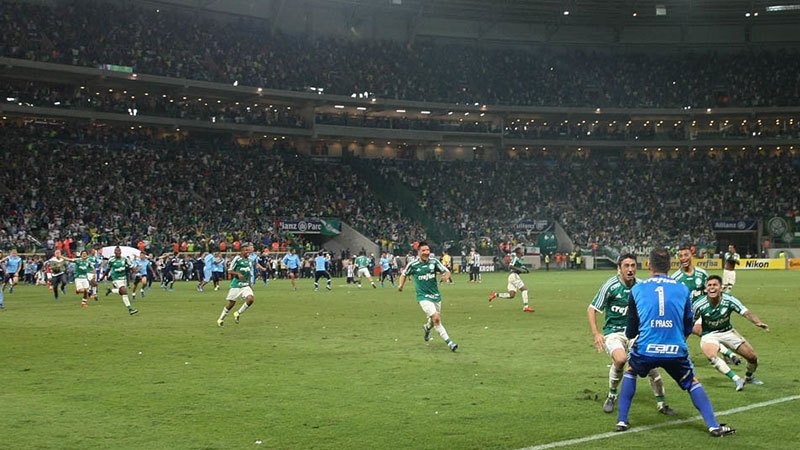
1,248,23,293
587,253,675,415
104,246,139,315
398,242,458,352
489,246,534,312
217,244,255,327
693,275,769,390
354,251,376,289
614,248,733,437
86,248,103,299
73,251,93,308
672,246,741,365
722,244,740,293
131,253,151,300
314,252,332,291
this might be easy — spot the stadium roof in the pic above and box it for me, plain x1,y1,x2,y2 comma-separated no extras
151,0,800,26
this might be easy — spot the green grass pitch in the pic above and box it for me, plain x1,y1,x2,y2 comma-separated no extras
1,270,798,449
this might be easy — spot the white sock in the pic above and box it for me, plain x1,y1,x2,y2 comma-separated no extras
609,365,624,391
710,357,735,376
498,292,512,299
237,302,251,315
122,295,131,308
521,290,529,306
434,323,450,342
647,369,665,397
218,306,231,321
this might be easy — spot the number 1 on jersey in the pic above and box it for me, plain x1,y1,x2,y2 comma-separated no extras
655,286,665,316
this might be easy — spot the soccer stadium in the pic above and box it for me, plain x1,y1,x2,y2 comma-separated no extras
1,0,799,448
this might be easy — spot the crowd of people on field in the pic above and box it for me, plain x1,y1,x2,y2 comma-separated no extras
2,0,800,108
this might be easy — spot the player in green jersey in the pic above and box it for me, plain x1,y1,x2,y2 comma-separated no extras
72,251,93,307
488,247,534,312
693,275,769,391
587,253,675,415
103,247,138,315
398,242,458,352
217,244,255,327
672,246,741,365
354,252,376,289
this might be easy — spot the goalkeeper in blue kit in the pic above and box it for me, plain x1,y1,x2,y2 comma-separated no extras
615,247,735,437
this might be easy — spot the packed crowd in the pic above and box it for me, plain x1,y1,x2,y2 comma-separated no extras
0,121,424,253
367,151,800,251
2,1,800,108
1,81,307,128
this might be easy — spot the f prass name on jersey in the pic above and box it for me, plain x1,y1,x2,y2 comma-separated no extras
650,319,673,328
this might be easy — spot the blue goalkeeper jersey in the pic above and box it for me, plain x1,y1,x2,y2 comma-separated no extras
628,275,693,359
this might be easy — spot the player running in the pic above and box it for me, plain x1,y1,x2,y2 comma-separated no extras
398,241,458,352
354,252,376,289
131,253,151,300
104,246,139,315
282,248,301,291
693,275,769,391
1,248,23,293
489,246,534,312
217,245,255,327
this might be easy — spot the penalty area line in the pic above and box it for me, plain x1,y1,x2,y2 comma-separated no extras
519,394,800,450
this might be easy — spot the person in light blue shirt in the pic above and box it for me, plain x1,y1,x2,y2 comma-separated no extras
248,247,259,285
379,253,395,288
198,252,215,292
131,253,151,300
282,248,301,291
2,249,23,293
615,247,734,438
313,253,331,291
211,252,225,291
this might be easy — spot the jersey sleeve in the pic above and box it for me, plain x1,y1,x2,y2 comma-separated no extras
728,294,749,315
589,280,610,312
434,259,449,274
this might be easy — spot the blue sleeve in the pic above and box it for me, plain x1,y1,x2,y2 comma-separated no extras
625,294,640,339
683,293,694,338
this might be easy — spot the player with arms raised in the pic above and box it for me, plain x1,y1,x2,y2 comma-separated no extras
398,242,458,352
588,253,675,415
489,246,534,312
693,275,769,390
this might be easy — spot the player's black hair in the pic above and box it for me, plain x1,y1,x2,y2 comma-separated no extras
707,275,723,284
649,247,671,273
617,253,637,267
678,244,691,252
418,241,430,249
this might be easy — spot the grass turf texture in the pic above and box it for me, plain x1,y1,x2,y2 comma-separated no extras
1,270,798,449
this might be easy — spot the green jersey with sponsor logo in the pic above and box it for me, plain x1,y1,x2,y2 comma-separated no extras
692,293,748,335
228,255,252,288
107,257,133,281
355,255,370,269
510,255,528,273
589,275,642,335
670,267,708,302
74,259,92,279
402,257,448,303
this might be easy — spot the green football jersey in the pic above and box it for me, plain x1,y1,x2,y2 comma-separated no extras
107,257,133,281
355,255,370,269
670,267,708,302
402,257,448,303
74,259,92,279
589,275,642,335
692,293,748,335
510,255,527,273
229,255,252,288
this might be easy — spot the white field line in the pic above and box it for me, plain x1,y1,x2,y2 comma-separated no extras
519,395,800,450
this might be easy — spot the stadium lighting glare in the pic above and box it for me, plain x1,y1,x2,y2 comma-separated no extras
632,12,638,17
563,10,570,15
356,106,367,111
233,80,238,86
334,105,345,109
420,110,431,114
396,109,406,113
766,5,800,12
257,88,263,93
447,111,454,115
745,12,751,17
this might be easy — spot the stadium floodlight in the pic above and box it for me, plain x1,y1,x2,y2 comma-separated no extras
396,109,406,113
356,106,367,111
563,10,570,15
420,110,431,114
334,105,345,109
766,4,800,12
